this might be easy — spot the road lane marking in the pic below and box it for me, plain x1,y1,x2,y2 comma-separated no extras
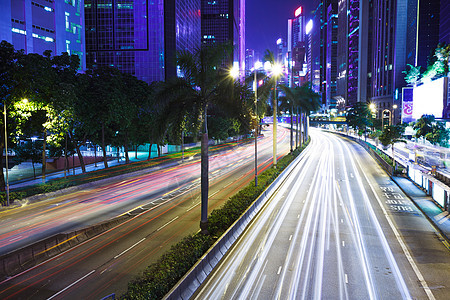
356,153,435,300
342,241,345,247
341,219,343,223
187,203,200,212
114,238,146,259
47,270,95,300
345,273,348,284
289,235,292,241
157,216,179,231
277,266,282,275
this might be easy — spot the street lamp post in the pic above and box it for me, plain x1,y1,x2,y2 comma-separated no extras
3,102,9,206
392,104,398,125
272,63,282,168
254,69,258,187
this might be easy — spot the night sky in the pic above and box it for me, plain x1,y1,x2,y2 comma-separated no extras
246,0,314,61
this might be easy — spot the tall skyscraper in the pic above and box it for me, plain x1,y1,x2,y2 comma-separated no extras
201,0,245,72
325,1,338,110
85,0,200,84
0,0,86,69
288,6,307,87
441,0,450,43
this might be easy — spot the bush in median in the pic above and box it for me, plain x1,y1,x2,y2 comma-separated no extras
121,139,310,299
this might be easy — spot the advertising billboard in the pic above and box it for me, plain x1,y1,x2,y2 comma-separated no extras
412,77,445,120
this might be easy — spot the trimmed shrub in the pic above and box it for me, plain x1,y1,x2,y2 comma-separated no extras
121,138,310,299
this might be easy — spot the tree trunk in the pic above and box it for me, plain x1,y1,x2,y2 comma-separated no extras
200,107,209,234
101,123,108,168
157,145,161,157
0,145,5,192
148,142,153,160
200,132,209,234
290,105,293,152
64,133,68,178
42,129,47,182
181,130,184,161
135,145,138,159
75,145,86,173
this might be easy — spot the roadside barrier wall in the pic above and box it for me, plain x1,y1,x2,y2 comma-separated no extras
0,215,130,281
164,149,307,300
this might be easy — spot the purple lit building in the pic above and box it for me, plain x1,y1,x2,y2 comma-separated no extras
0,0,86,69
85,0,200,84
201,0,245,72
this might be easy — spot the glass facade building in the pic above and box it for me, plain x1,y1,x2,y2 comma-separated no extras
201,0,245,71
0,0,86,70
85,0,200,84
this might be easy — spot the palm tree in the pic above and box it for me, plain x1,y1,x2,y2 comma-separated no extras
279,83,321,148
154,43,238,233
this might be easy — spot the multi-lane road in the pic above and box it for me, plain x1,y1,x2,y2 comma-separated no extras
0,126,290,299
194,129,450,299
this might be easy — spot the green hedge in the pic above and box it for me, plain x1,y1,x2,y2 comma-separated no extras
121,139,310,300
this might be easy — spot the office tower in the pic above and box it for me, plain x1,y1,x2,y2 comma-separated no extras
288,6,307,87
245,48,255,75
309,1,324,103
85,0,200,84
0,0,86,70
325,1,338,110
201,0,245,72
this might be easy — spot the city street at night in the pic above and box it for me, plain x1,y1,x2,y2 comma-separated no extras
194,129,450,299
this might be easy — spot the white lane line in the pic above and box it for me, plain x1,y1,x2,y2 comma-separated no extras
114,238,146,259
289,235,293,241
157,216,179,231
187,203,200,212
341,218,343,223
277,266,282,275
297,214,300,219
342,241,345,247
345,274,348,284
354,147,434,300
47,270,95,300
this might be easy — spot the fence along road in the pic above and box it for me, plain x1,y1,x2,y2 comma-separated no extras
193,129,450,300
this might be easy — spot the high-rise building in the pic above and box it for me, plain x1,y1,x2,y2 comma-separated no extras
201,0,245,72
441,0,450,43
85,0,200,84
325,1,338,111
288,6,307,87
0,0,86,69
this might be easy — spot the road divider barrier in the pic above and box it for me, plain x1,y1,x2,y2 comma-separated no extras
164,148,307,300
0,214,130,281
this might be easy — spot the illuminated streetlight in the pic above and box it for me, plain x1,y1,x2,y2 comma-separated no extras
271,63,282,168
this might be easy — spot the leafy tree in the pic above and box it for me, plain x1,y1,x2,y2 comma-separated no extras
379,125,406,167
346,102,373,137
413,115,435,139
0,41,23,192
279,83,321,151
414,115,450,146
403,64,421,86
154,43,238,233
426,121,450,147
76,67,125,169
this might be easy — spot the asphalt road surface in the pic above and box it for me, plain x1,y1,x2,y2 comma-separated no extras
0,125,290,299
194,129,450,300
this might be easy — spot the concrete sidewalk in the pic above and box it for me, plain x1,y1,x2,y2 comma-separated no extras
5,151,156,190
392,175,450,244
